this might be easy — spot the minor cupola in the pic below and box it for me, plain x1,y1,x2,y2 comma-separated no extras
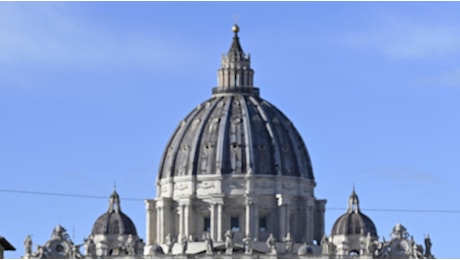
213,24,258,96
331,188,377,236
91,189,138,236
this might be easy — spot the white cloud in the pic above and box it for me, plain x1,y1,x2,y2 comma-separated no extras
0,3,194,69
342,15,460,60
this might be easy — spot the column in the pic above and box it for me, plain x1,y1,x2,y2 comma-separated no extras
245,197,254,236
178,205,184,239
245,203,251,235
184,204,190,238
217,203,223,241
305,197,314,243
254,206,259,239
279,204,287,239
156,205,163,243
145,200,157,245
276,194,288,239
210,203,216,240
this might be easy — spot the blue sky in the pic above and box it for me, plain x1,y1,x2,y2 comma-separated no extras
1,2,460,258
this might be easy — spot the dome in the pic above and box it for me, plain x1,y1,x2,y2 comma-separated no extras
158,25,314,180
331,189,377,236
91,190,138,236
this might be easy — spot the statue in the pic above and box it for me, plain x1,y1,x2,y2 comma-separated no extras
242,234,253,255
224,230,234,255
365,232,372,255
71,244,83,259
180,234,188,255
51,225,68,240
283,232,294,254
321,234,331,256
266,233,277,255
413,243,424,259
125,234,136,256
34,245,46,259
84,235,96,257
24,235,33,256
424,234,432,258
165,233,175,255
297,242,311,256
203,233,213,255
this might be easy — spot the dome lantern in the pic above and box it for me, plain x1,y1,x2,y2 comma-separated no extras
108,189,121,213
213,24,258,96
347,186,360,213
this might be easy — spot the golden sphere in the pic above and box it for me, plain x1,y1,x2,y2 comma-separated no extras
232,24,239,33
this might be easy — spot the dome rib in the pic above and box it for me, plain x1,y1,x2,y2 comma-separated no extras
187,98,220,177
240,95,254,174
159,111,194,180
160,102,211,179
250,96,282,175
260,101,291,176
215,97,231,174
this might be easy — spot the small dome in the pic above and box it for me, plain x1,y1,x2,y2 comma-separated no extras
331,189,377,236
91,190,138,236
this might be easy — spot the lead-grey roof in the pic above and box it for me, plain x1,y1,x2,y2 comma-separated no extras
157,25,314,180
331,189,378,236
92,190,138,236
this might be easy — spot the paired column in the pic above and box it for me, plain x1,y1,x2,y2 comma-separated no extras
210,203,216,240
209,199,224,242
276,194,290,239
156,201,164,244
305,198,315,243
216,203,223,241
145,200,157,245
178,199,192,240
178,205,184,238
245,196,255,236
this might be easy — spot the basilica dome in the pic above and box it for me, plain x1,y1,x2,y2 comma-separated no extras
158,25,314,180
92,190,138,236
331,189,377,236
149,25,326,248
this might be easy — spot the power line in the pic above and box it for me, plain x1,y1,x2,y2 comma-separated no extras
1,188,460,213
326,207,460,213
0,188,145,201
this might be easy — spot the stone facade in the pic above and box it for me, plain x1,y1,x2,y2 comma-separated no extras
20,24,436,259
